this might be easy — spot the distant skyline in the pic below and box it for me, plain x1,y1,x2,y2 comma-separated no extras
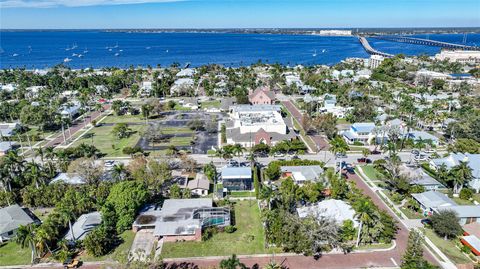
1,0,479,29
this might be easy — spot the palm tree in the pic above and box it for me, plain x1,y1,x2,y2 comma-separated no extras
34,227,53,258
112,163,128,182
141,104,152,125
34,147,45,166
25,161,46,189
436,164,450,186
15,224,37,264
450,161,473,194
219,254,246,269
354,200,374,247
264,261,283,269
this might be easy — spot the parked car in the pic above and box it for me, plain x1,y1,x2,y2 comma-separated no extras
63,258,80,269
345,167,355,174
357,158,372,164
104,160,115,168
336,152,347,158
420,218,432,226
291,155,300,160
370,150,381,155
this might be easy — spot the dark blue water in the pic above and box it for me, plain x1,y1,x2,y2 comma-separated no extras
1,31,479,69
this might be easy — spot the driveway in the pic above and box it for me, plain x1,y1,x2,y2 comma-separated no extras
129,230,155,262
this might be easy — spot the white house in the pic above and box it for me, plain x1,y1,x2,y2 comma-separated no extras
140,81,153,97
176,68,195,77
297,199,359,227
171,78,195,95
430,153,480,193
187,173,210,196
341,122,377,145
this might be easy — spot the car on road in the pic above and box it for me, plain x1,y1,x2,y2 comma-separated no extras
370,150,381,155
104,160,115,168
336,152,347,158
63,258,80,269
345,166,355,174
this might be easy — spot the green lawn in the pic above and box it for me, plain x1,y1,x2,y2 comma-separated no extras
81,230,135,262
0,242,32,266
474,193,480,203
161,127,193,135
161,201,276,258
423,229,471,264
361,165,382,181
71,124,145,157
228,191,255,198
173,103,192,111
451,197,474,205
102,114,145,124
201,100,221,109
399,206,423,219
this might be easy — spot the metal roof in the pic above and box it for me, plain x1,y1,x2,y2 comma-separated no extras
221,167,252,179
0,204,36,235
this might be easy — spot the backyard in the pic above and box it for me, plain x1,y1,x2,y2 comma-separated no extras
0,241,31,266
161,200,276,258
422,228,472,264
81,230,135,262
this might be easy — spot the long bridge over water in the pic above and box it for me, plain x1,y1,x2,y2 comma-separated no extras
370,35,480,51
357,35,480,58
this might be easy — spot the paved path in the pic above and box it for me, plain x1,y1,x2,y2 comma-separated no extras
44,104,110,148
282,100,329,152
129,229,155,262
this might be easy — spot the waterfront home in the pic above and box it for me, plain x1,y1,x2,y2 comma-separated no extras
221,166,252,191
280,165,325,185
64,211,102,241
25,86,46,99
0,204,40,243
132,198,230,242
430,153,480,193
297,199,359,227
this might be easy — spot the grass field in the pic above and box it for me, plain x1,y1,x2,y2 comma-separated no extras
361,165,382,181
71,124,145,157
81,230,135,262
161,127,193,135
200,100,221,109
423,229,471,264
0,242,32,266
161,201,275,258
102,114,145,124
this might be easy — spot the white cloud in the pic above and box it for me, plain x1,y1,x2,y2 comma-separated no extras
0,0,185,8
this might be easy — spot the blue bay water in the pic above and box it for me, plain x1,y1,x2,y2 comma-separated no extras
0,31,479,69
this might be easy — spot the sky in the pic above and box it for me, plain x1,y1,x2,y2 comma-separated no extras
1,0,479,29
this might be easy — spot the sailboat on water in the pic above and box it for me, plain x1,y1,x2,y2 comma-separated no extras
312,50,317,57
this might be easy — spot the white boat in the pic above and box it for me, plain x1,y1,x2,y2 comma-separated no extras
12,53,19,57
312,50,317,57
63,57,72,63
108,48,112,52
113,43,119,48
119,49,123,52
166,49,169,53
114,53,120,57
84,48,89,53
322,49,326,53
72,53,78,57
146,46,151,50
78,54,83,58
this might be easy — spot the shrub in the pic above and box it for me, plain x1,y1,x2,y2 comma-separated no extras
224,225,236,233
202,227,218,241
353,141,364,146
459,188,473,200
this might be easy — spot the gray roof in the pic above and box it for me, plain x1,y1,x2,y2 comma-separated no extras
50,173,85,185
411,191,457,209
0,204,37,234
0,142,17,152
154,198,213,236
280,165,324,181
187,173,210,191
64,211,101,241
442,206,480,218
405,168,444,187
221,167,252,179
